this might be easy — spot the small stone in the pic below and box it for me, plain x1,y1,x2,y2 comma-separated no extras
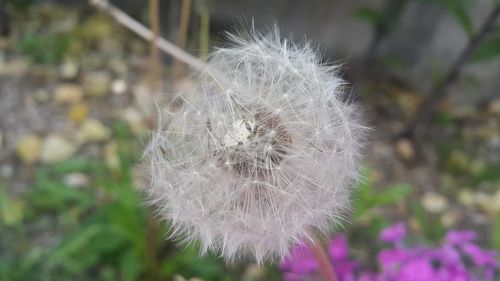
109,58,128,74
34,89,51,102
487,99,500,115
68,103,89,124
452,105,475,118
0,58,29,76
111,79,127,95
441,209,460,227
121,107,147,134
475,125,497,141
421,191,449,214
493,190,500,212
54,84,84,105
63,172,90,188
469,160,485,176
133,84,153,116
458,190,475,208
16,135,43,164
84,71,111,97
77,119,111,143
447,150,468,171
40,135,77,164
0,164,14,178
104,142,120,170
172,275,187,281
396,138,415,160
60,60,79,80
242,264,264,281
475,192,497,215
1,196,24,226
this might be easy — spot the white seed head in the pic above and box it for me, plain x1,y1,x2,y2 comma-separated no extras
144,30,367,263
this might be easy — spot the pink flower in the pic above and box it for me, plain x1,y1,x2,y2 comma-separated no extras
329,235,358,280
380,223,406,243
462,243,498,268
395,258,436,281
329,235,349,260
279,229,499,281
280,243,318,276
445,230,476,245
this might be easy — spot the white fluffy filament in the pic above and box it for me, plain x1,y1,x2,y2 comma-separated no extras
144,30,366,263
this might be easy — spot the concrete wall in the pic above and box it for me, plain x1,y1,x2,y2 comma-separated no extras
210,0,500,103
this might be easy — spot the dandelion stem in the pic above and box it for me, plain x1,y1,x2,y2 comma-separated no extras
307,235,338,281
90,0,208,72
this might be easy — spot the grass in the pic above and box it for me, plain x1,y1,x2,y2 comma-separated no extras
0,122,283,281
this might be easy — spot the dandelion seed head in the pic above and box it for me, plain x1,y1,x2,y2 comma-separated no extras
144,29,367,263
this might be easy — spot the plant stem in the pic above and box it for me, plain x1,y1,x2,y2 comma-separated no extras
397,5,500,139
90,0,208,72
307,235,338,281
172,0,192,80
149,0,161,93
356,0,408,96
198,1,210,58
145,214,161,281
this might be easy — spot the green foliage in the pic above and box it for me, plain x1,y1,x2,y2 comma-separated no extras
469,163,500,186
434,112,456,126
411,201,446,242
354,0,408,34
471,37,500,62
351,168,413,240
380,55,407,69
0,188,25,226
493,214,500,249
353,7,381,26
161,245,238,281
433,0,474,36
353,169,412,221
0,125,282,281
16,32,70,65
5,0,34,11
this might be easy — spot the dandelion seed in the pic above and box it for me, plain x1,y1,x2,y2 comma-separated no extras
144,29,367,263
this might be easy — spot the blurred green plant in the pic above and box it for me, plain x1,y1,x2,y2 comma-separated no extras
0,122,282,281
471,36,500,62
351,169,412,237
5,0,34,12
431,0,474,36
16,32,70,65
351,168,449,245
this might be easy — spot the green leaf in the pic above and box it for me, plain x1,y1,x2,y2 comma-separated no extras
411,201,446,242
353,7,381,25
377,183,412,204
16,32,70,65
493,213,500,249
380,55,407,68
51,158,93,174
119,250,142,281
0,188,25,226
48,224,107,272
353,168,413,220
28,181,92,211
449,5,474,36
471,37,500,62
436,0,474,36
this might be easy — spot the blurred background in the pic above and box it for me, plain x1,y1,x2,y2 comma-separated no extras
0,0,499,280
